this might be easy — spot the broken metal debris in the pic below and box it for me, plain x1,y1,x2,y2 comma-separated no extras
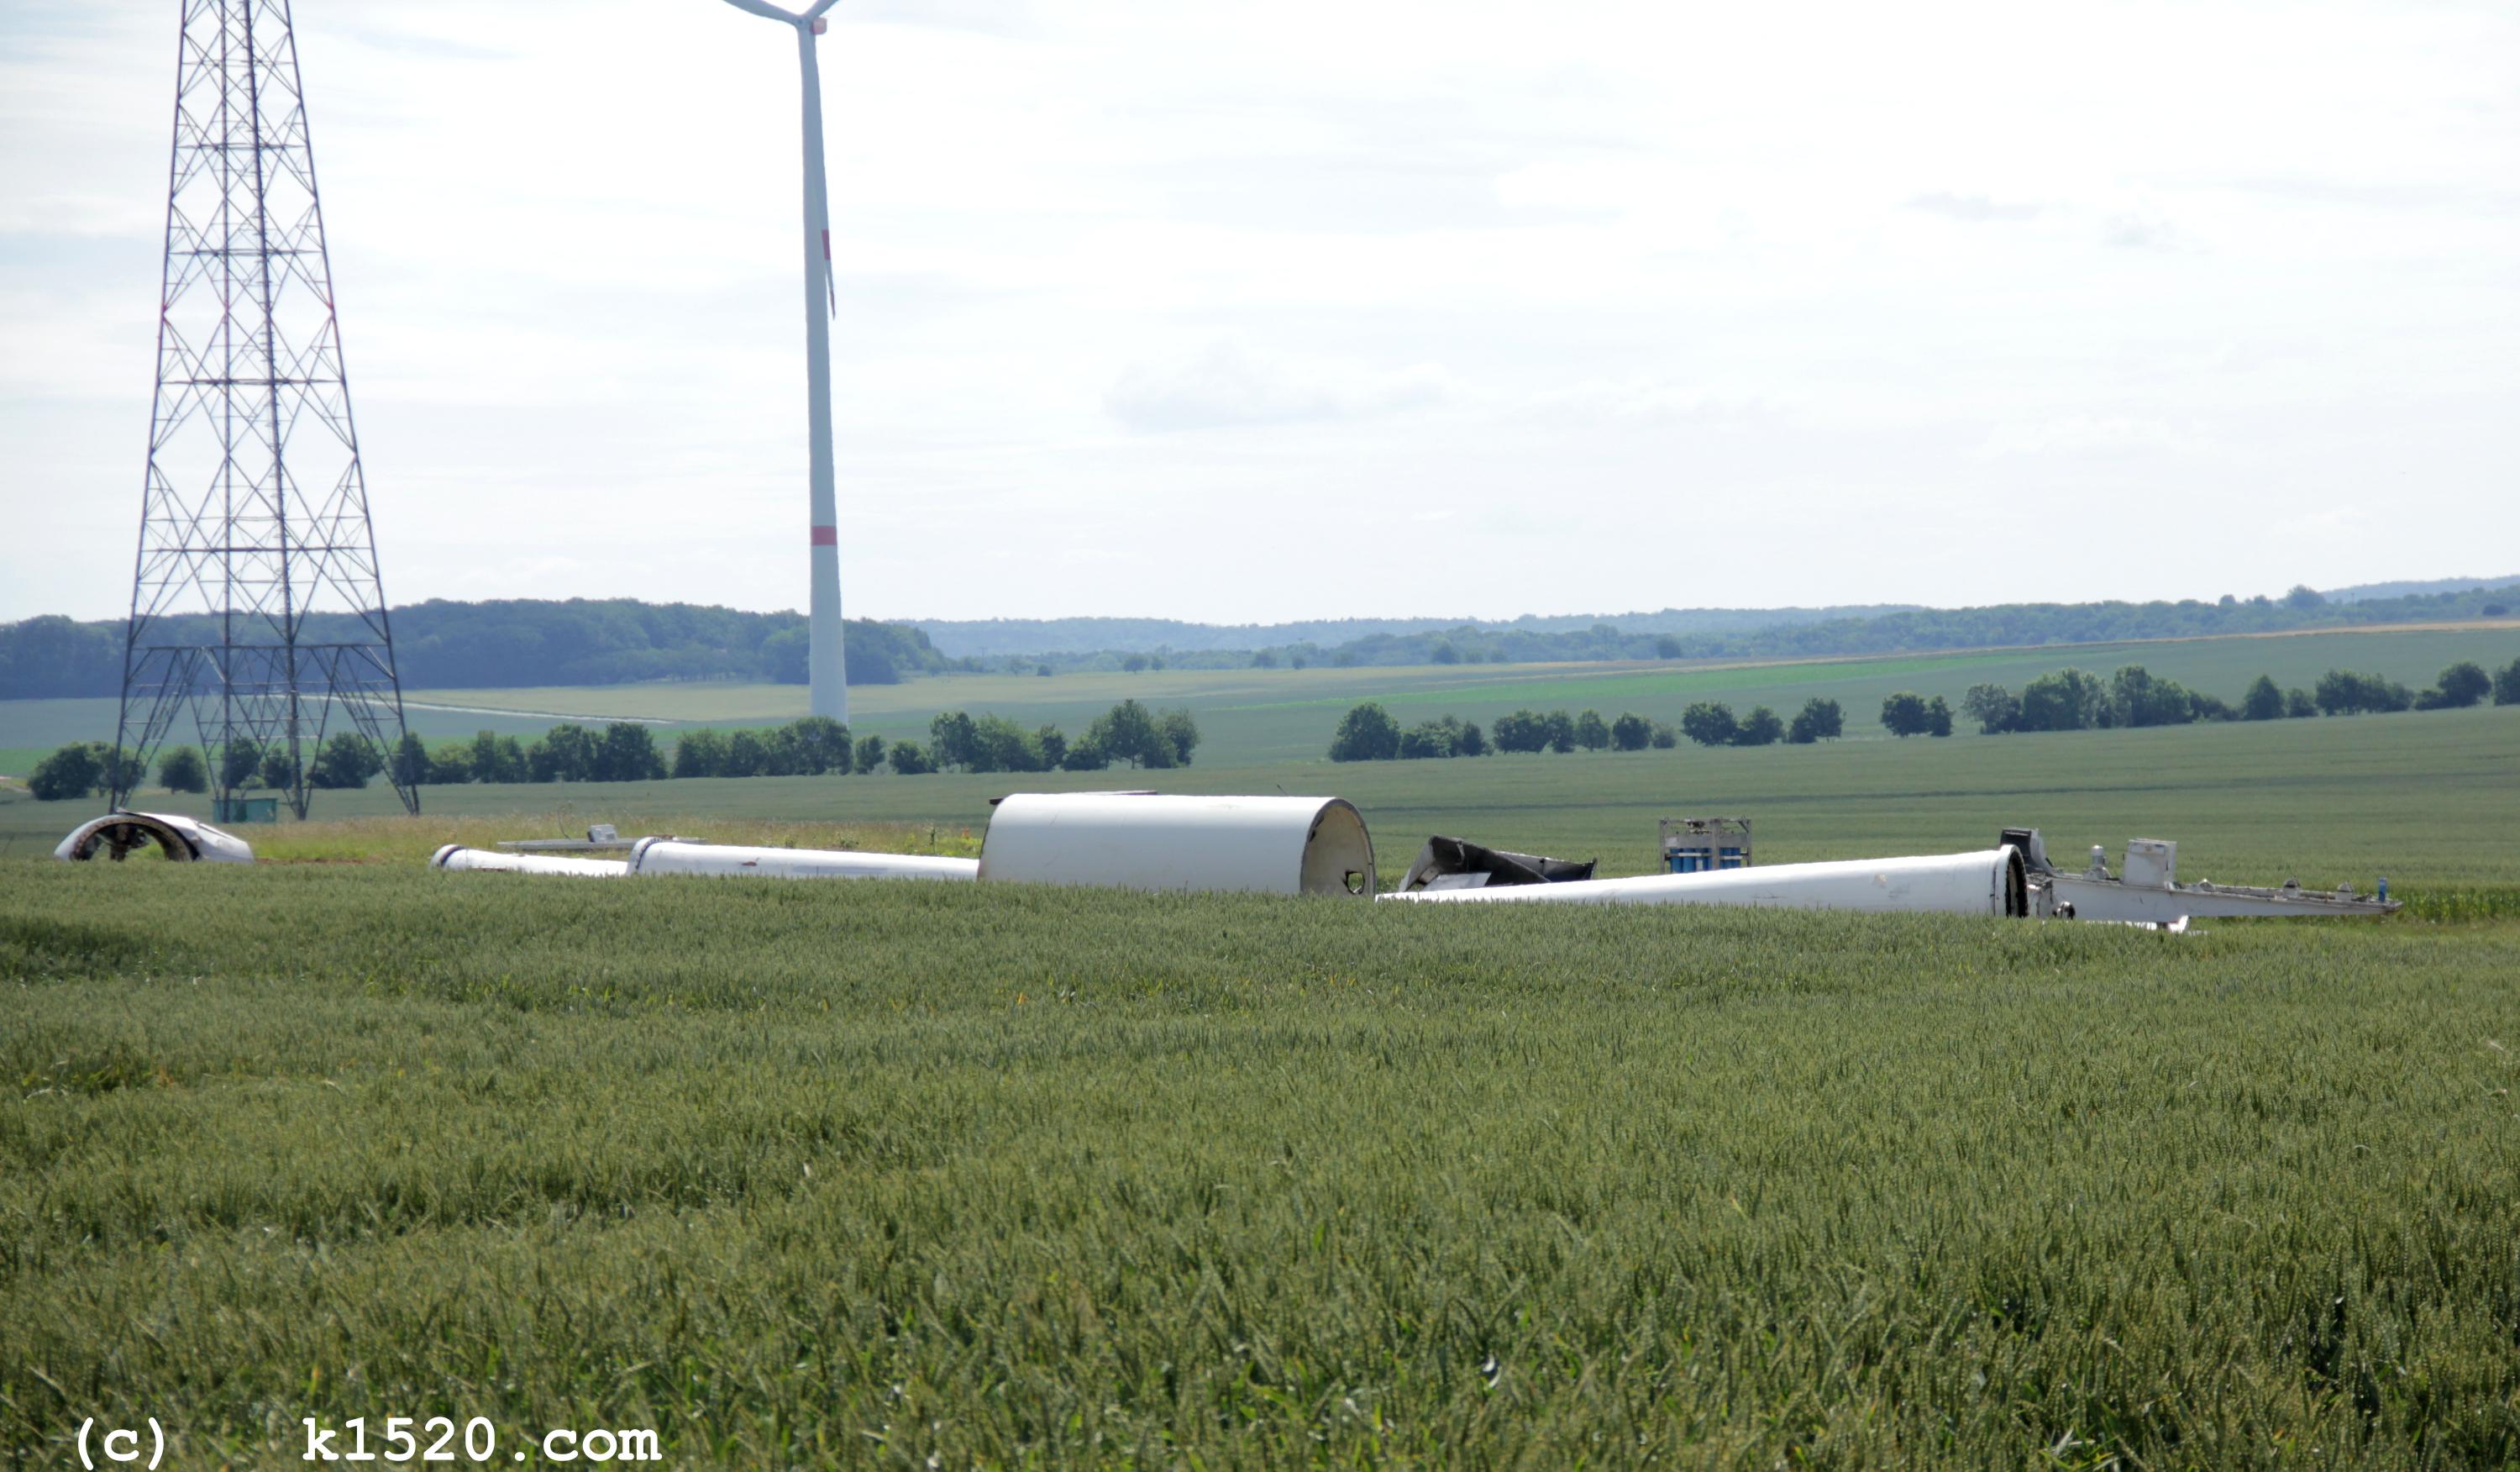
1394,835,1597,894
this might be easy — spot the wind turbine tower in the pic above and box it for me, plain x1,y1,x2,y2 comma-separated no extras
720,0,849,724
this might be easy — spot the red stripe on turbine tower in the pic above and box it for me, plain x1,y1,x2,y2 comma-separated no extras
811,525,838,546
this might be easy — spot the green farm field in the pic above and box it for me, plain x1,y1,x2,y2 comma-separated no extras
7,697,2515,893
6,862,2518,1464
6,623,2516,768
5,644,2518,1465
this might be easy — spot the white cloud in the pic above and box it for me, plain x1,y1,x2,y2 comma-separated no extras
1105,344,1454,433
1977,417,2196,460
2099,211,2193,252
1520,381,1779,428
1906,192,2046,223
2,0,2517,624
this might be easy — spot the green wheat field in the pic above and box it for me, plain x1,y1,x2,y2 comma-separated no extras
4,636,2517,1466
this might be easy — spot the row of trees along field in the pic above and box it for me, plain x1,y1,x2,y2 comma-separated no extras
24,733,386,802
1319,655,2520,765
24,657,2513,799
19,701,1203,800
1328,698,1849,762
1955,658,2520,733
396,699,1199,786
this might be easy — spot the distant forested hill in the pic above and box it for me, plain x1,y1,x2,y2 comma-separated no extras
906,583,2517,661
1278,583,2517,670
936,585,2519,671
2318,575,2520,603
7,582,2515,699
910,606,1919,658
0,600,960,700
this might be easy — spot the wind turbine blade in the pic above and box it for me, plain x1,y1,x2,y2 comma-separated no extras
804,0,843,17
718,0,801,21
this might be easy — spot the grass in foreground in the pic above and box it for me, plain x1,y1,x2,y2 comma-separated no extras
4,864,2517,1467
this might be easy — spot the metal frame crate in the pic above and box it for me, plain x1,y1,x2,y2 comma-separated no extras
1661,816,1752,874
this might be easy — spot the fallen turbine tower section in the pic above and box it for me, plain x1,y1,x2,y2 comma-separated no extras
977,792,1376,896
1380,847,2037,917
423,795,1368,892
627,838,978,881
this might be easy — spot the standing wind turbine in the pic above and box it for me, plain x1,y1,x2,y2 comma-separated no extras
721,0,848,723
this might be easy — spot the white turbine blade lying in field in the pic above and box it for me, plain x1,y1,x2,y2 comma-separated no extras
432,846,629,877
630,839,976,881
1381,849,2036,917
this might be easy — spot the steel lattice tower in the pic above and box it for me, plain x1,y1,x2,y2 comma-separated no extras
112,0,417,819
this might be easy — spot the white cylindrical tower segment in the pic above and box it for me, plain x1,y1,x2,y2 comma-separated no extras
977,792,1376,896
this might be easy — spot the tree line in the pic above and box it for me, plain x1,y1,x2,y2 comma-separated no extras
21,700,1202,800
387,698,1200,786
1954,657,2519,733
1328,697,1850,762
1677,699,1850,745
26,732,389,802
1318,653,2519,765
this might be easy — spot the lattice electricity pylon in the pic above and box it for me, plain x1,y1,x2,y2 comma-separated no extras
111,0,417,819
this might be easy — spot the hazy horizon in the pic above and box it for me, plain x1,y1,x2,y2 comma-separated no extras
14,570,2520,638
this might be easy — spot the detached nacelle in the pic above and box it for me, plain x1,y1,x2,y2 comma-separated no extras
55,811,255,865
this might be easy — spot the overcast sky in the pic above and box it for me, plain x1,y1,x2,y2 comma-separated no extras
3,0,2515,626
